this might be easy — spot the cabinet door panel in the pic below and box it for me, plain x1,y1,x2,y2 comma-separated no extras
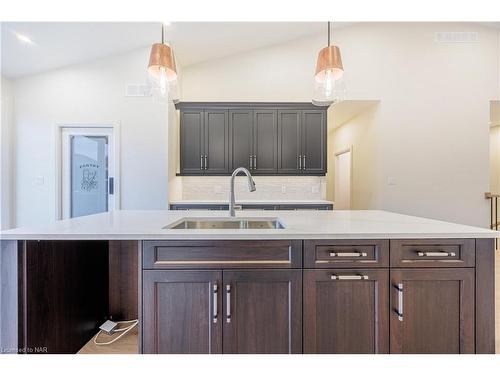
142,270,222,354
204,109,229,174
304,269,389,353
390,268,474,354
229,110,253,171
253,110,277,174
180,110,204,174
277,110,301,174
302,110,326,174
223,270,302,354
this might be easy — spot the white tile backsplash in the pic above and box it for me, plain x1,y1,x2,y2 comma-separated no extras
181,176,327,200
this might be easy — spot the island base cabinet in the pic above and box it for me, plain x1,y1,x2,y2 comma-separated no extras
223,270,302,354
389,268,475,354
142,269,302,354
303,269,389,354
142,270,223,354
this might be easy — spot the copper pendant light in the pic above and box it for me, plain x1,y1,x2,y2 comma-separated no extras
148,23,177,95
315,21,343,83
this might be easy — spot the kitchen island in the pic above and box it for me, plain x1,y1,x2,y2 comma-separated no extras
0,210,497,354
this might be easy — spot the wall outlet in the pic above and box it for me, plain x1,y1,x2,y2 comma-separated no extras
387,177,397,186
312,185,320,194
281,185,287,194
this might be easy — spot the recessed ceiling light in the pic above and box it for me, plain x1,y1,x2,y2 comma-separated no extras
15,32,34,44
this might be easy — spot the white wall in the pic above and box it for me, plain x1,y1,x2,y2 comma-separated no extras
0,76,14,229
490,125,500,194
13,48,169,227
181,23,500,226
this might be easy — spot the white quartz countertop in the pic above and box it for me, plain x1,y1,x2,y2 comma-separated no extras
169,200,333,205
0,209,498,241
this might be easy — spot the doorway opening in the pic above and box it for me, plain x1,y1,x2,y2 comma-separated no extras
334,147,352,210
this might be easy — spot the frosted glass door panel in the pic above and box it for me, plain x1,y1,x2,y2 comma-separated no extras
70,135,108,218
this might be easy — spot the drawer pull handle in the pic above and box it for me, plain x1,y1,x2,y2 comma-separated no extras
395,283,403,321
417,251,456,257
330,275,369,280
226,284,231,323
329,251,368,257
213,284,218,324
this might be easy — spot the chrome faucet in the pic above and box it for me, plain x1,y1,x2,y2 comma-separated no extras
229,167,256,217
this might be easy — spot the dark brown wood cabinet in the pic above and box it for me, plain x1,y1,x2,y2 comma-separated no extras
142,269,302,354
142,270,222,354
223,270,302,353
178,102,327,176
389,268,475,354
303,269,389,354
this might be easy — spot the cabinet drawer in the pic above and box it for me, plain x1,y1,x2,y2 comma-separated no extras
304,240,389,268
390,239,475,267
143,240,302,269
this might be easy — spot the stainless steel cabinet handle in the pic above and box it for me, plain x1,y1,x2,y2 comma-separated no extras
253,155,257,169
213,284,218,323
396,283,403,321
329,251,368,257
249,155,253,169
204,155,208,170
200,155,204,170
417,251,456,257
330,275,369,280
303,155,306,170
226,284,231,323
298,155,302,170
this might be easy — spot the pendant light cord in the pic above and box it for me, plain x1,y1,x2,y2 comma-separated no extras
328,21,330,46
161,23,164,44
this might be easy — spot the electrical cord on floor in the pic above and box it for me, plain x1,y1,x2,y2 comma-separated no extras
93,319,139,346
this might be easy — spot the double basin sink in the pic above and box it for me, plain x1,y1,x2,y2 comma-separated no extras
164,217,286,230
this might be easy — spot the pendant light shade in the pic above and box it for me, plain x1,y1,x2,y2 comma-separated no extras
148,43,177,81
312,21,346,106
148,23,178,100
315,45,343,82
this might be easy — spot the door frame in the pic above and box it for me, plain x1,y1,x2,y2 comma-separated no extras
334,145,353,209
55,123,121,220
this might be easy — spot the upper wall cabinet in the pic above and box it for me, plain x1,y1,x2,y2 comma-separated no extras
180,108,229,175
177,103,327,176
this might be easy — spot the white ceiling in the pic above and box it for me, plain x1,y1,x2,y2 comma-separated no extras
1,22,341,78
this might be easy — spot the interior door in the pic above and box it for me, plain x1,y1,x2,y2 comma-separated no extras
229,109,253,171
334,148,352,209
390,268,475,354
142,270,222,354
303,269,389,353
253,109,277,174
222,270,302,353
61,127,117,219
204,109,229,174
277,110,301,174
301,110,326,174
